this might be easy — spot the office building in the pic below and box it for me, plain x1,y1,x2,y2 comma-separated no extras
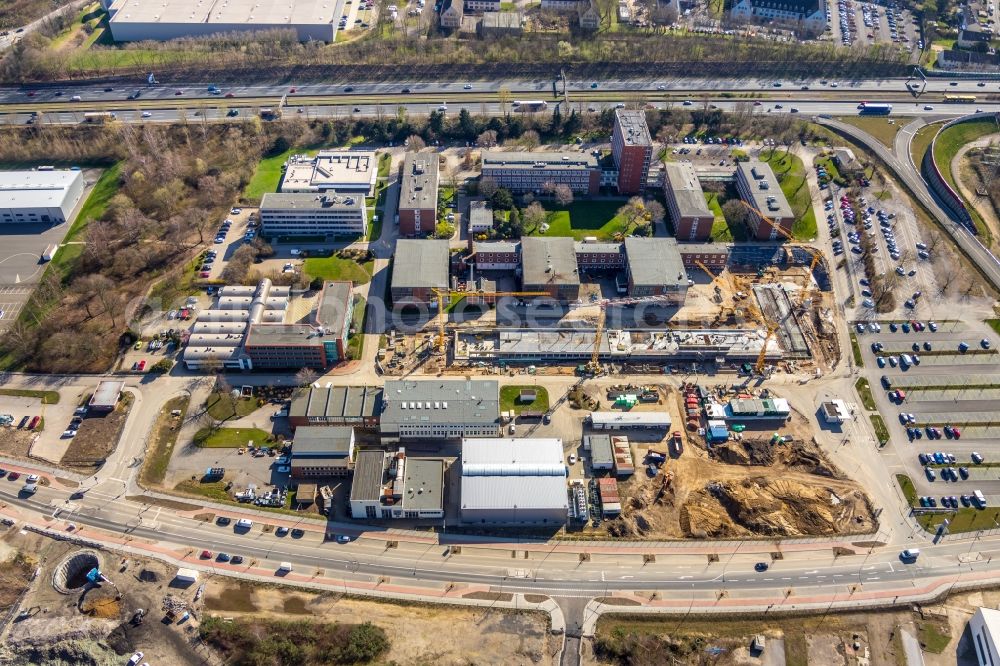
104,0,342,42
350,449,445,519
481,152,600,195
623,237,689,301
728,0,824,25
398,153,440,237
260,192,367,239
88,380,124,413
380,379,501,441
663,162,713,241
289,426,355,478
0,169,84,225
468,200,494,235
390,239,450,305
473,241,520,270
521,237,580,301
460,438,568,525
574,241,624,273
280,151,378,196
183,279,353,371
970,607,1000,666
735,161,794,240
611,110,652,194
289,386,383,429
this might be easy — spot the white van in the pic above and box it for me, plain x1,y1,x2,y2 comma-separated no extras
900,548,920,560
974,489,987,507
22,483,37,495
278,561,293,573
236,518,253,530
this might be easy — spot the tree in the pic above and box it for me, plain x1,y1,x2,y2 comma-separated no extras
616,196,649,232
520,130,540,152
405,134,426,151
553,184,574,207
491,187,515,211
479,176,498,199
721,199,750,232
458,108,477,140
435,221,455,238
522,201,547,231
295,367,319,387
645,199,666,225
477,130,498,148
498,86,512,116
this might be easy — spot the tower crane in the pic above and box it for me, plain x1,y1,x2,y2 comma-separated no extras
739,200,822,271
754,321,780,375
587,293,683,375
431,288,548,354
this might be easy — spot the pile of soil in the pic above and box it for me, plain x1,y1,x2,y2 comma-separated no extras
679,477,874,538
711,440,843,478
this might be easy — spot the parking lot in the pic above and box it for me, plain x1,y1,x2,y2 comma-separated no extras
856,318,1000,508
829,0,920,51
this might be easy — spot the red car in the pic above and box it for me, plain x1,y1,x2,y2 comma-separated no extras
953,427,962,439
7,472,19,481
137,360,146,372
28,416,39,430
174,89,183,95
225,92,234,98
199,271,210,278
200,550,212,559
289,87,296,93
26,91,35,97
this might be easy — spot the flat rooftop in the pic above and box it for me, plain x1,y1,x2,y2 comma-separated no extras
315,281,353,335
614,109,652,147
381,379,500,430
482,152,598,171
391,239,449,290
244,324,323,347
625,237,688,288
401,458,444,512
663,162,713,219
108,0,340,27
290,385,383,420
521,237,579,287
350,450,386,502
261,192,364,211
281,151,377,192
399,153,439,211
737,161,793,220
292,426,354,455
0,170,81,209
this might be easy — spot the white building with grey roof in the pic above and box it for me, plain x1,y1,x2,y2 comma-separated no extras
103,0,343,42
260,192,367,239
380,379,501,442
735,161,794,241
0,169,84,225
280,151,378,196
481,152,600,195
521,236,580,301
460,438,568,525
350,449,444,519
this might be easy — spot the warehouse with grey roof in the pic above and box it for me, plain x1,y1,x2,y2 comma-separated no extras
380,379,501,441
390,239,450,305
624,237,689,302
521,236,580,302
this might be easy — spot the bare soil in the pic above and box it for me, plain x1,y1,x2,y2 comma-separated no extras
203,580,562,665
60,394,133,470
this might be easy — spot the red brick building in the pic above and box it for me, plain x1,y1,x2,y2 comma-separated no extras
398,153,439,237
611,109,652,195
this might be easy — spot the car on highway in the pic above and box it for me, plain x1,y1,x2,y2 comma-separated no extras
463,84,472,89
924,105,934,110
276,526,289,536
225,92,234,98
754,562,769,571
141,111,152,118
216,516,231,526
335,534,352,543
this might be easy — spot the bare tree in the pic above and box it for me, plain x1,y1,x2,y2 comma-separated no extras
405,135,426,152
295,367,319,386
477,130,498,147
553,184,574,207
479,176,498,199
520,130,540,152
522,201,547,231
645,199,666,225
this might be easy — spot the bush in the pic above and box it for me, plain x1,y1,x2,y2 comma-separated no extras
338,622,390,663
148,359,173,374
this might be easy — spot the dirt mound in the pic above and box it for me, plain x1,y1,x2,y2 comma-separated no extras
679,477,874,538
710,440,843,478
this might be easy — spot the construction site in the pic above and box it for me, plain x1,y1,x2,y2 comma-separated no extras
382,241,839,379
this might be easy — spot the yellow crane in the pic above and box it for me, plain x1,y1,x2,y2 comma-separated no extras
754,321,780,374
587,293,684,374
692,259,719,281
431,288,548,354
739,200,822,271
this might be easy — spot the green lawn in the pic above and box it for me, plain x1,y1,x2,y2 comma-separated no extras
849,331,864,367
530,200,632,240
910,121,945,168
933,118,999,240
705,192,746,242
499,385,551,414
303,255,373,284
918,506,1000,533
836,116,904,149
0,389,60,404
54,163,121,278
988,319,1000,335
206,392,260,421
377,152,391,180
193,427,272,448
141,396,189,487
347,296,366,360
174,479,231,503
854,378,876,411
870,414,889,445
917,620,952,654
243,148,315,202
896,474,917,506
761,150,817,240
